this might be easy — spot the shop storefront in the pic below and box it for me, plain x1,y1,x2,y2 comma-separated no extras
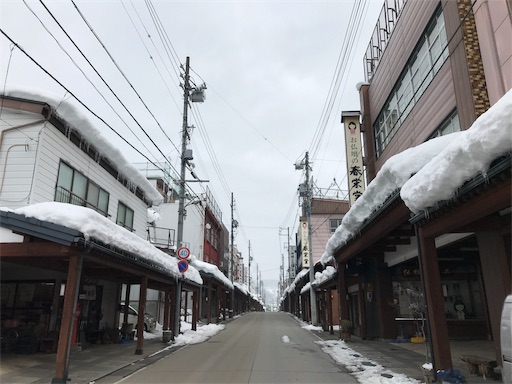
391,243,489,341
1,280,58,353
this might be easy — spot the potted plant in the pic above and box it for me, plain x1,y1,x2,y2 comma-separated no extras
407,288,426,343
340,319,352,341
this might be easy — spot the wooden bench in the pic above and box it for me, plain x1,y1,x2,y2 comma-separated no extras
460,354,498,380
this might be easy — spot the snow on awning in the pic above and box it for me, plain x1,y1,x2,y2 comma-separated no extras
189,255,233,290
0,202,202,285
321,89,512,265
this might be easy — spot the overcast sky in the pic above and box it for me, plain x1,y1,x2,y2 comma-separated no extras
0,0,384,290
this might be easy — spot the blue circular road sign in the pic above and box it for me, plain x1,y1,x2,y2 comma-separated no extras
178,259,189,273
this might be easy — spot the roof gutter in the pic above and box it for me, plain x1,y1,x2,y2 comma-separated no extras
0,210,83,246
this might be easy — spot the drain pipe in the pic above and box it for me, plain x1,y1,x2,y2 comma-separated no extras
414,223,437,382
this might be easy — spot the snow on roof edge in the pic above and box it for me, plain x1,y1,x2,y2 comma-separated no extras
2,88,163,206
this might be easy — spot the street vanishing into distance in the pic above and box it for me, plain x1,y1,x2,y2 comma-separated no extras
115,312,357,384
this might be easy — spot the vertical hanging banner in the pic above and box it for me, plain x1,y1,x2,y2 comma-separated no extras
300,219,310,268
342,111,366,206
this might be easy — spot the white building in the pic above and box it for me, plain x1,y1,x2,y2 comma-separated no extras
0,90,184,357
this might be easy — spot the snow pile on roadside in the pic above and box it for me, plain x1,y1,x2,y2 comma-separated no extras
145,320,226,357
302,324,323,332
172,322,225,347
317,339,421,384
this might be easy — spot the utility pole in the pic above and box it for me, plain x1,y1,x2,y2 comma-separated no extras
296,151,317,325
287,227,294,285
248,240,251,292
256,263,259,296
304,152,318,325
174,56,206,337
230,193,236,317
173,56,191,338
280,253,284,296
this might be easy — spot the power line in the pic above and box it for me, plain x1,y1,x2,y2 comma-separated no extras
121,0,182,117
27,0,159,162
69,0,181,158
191,68,294,166
1,29,201,208
0,28,177,186
144,0,182,73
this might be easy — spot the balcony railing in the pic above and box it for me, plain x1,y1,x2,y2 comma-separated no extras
55,186,108,217
363,0,407,82
147,226,176,250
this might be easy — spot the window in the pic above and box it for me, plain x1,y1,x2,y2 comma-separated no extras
330,219,343,233
374,7,448,157
117,202,134,231
428,13,449,73
429,111,460,139
55,161,110,216
396,71,413,120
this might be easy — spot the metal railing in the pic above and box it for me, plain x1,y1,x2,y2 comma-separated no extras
54,186,108,217
147,226,176,250
363,0,407,82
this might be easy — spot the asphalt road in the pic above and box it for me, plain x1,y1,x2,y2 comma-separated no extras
117,312,357,383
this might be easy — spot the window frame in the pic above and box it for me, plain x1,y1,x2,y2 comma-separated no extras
55,161,110,216
428,110,460,140
330,219,343,233
373,7,448,158
117,201,135,231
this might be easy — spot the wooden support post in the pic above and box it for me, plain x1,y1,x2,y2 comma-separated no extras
337,262,348,339
222,289,227,320
476,217,511,362
192,290,199,331
135,276,148,355
170,284,176,340
163,290,170,331
162,289,172,342
123,284,131,324
184,291,188,322
418,228,452,370
52,254,83,384
207,280,212,324
216,286,221,323
327,288,334,335
358,281,366,338
198,287,203,321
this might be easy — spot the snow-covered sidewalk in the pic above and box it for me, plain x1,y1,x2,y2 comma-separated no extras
299,321,424,384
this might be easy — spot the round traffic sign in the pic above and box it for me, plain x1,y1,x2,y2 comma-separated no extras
178,259,189,273
177,247,190,260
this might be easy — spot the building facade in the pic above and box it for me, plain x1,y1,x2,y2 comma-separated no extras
334,0,511,372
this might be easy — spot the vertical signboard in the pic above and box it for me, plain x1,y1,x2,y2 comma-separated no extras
300,219,310,268
342,111,366,206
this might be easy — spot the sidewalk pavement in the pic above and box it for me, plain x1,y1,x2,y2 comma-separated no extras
0,318,500,384
0,336,180,384
313,328,499,384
